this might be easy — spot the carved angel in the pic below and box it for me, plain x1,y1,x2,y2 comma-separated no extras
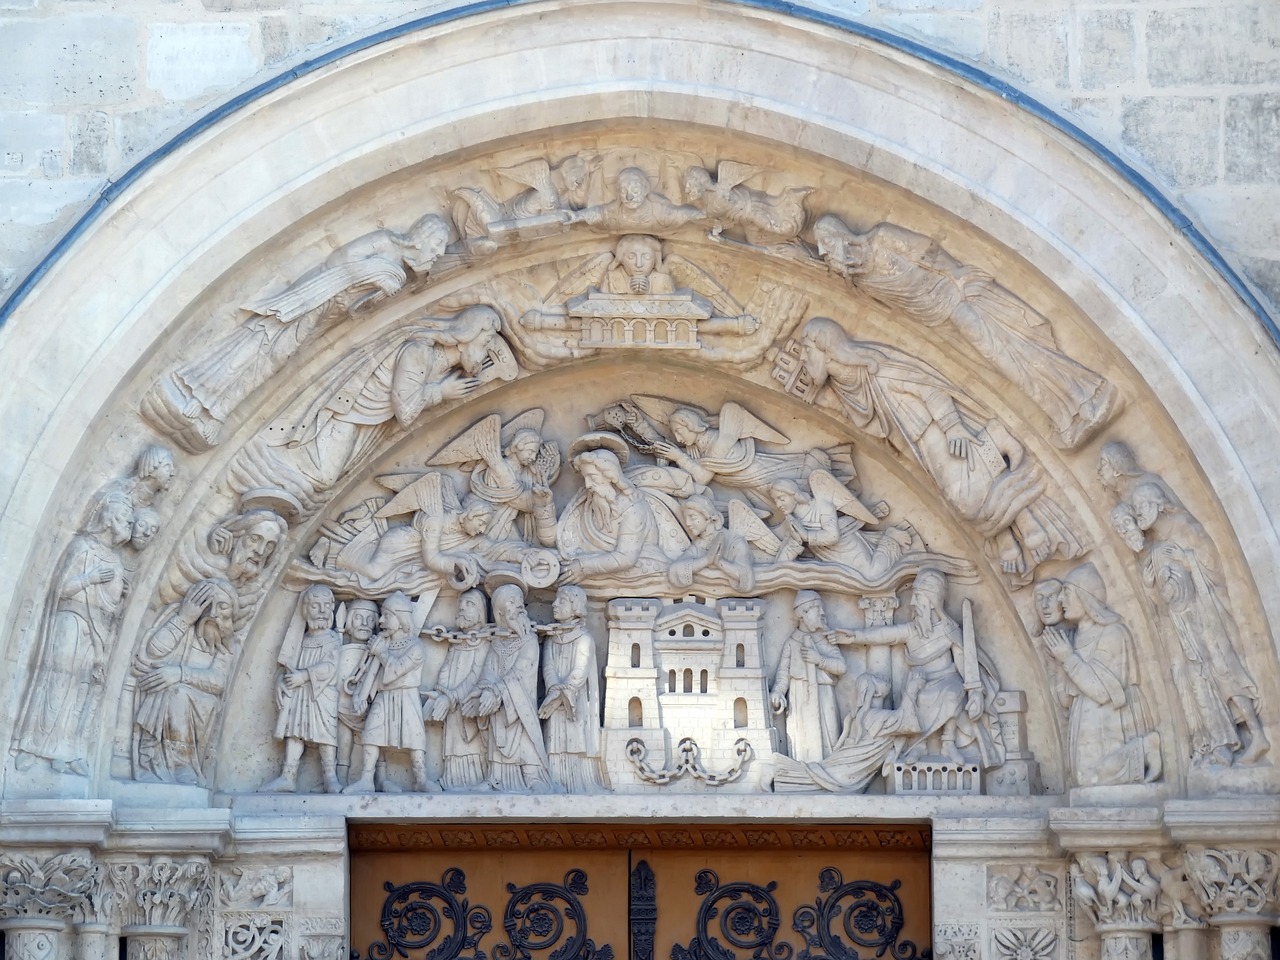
534,234,752,323
728,470,911,581
298,470,557,596
427,409,561,546
452,153,598,252
682,162,812,247
619,396,834,513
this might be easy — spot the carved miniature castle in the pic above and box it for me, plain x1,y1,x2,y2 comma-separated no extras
602,597,777,792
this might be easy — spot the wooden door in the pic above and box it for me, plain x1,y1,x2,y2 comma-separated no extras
349,824,931,960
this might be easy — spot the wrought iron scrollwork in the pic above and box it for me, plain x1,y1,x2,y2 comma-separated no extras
631,860,657,960
496,868,615,960
792,869,929,960
353,867,493,960
671,869,793,960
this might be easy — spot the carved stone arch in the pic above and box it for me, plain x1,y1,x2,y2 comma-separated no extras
2,2,1279,955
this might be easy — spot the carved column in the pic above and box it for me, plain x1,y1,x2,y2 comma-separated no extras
0,851,98,960
1155,858,1207,960
1070,852,1163,960
1183,848,1280,960
111,857,213,960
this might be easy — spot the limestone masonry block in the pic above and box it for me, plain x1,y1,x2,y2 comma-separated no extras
0,16,139,106
69,111,110,177
1077,11,1135,91
0,111,64,177
146,23,260,102
1121,96,1219,188
990,11,1068,88
1226,94,1280,184
1148,7,1280,87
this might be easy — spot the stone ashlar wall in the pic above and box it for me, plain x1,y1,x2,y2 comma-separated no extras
1,0,1278,321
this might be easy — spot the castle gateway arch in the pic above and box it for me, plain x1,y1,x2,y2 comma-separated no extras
0,2,1278,958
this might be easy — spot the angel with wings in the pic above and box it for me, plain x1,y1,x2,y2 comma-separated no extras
682,162,812,248
428,410,561,548
299,471,556,595
600,396,843,516
451,152,598,253
729,471,915,581
523,234,755,331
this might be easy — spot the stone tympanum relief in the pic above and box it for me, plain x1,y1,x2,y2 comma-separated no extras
22,142,1258,805
1100,441,1269,767
246,395,1052,796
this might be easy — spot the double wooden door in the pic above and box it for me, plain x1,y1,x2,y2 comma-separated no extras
350,823,931,960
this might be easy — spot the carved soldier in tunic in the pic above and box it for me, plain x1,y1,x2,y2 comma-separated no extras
343,592,437,793
537,586,605,792
423,590,492,791
262,585,342,794
812,214,1117,450
336,599,379,786
769,591,846,762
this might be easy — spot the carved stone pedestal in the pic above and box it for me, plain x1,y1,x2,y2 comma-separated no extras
1214,921,1273,960
1097,927,1155,960
0,917,66,960
75,922,115,960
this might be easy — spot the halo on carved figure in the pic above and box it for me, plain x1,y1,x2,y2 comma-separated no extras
567,432,631,464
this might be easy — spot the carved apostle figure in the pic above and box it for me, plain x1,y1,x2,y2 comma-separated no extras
336,599,378,786
1128,482,1269,765
769,591,846,762
1038,564,1161,786
145,216,450,450
263,585,342,793
797,317,1087,584
208,509,290,590
669,495,756,593
14,492,135,775
464,584,552,792
133,577,238,783
812,214,1117,449
343,592,436,793
423,589,492,791
282,305,518,492
96,444,176,514
1096,440,1182,510
537,586,605,792
571,167,701,236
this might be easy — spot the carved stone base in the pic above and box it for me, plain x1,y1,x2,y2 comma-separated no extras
889,761,981,795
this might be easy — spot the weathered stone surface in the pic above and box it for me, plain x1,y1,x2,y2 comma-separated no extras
1077,11,1134,90
877,0,981,11
989,11,1068,87
69,110,110,177
1121,96,1219,188
146,23,260,101
114,104,189,164
879,12,985,58
1241,256,1280,317
0,111,64,177
1148,7,1280,87
0,16,139,105
1225,95,1280,184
